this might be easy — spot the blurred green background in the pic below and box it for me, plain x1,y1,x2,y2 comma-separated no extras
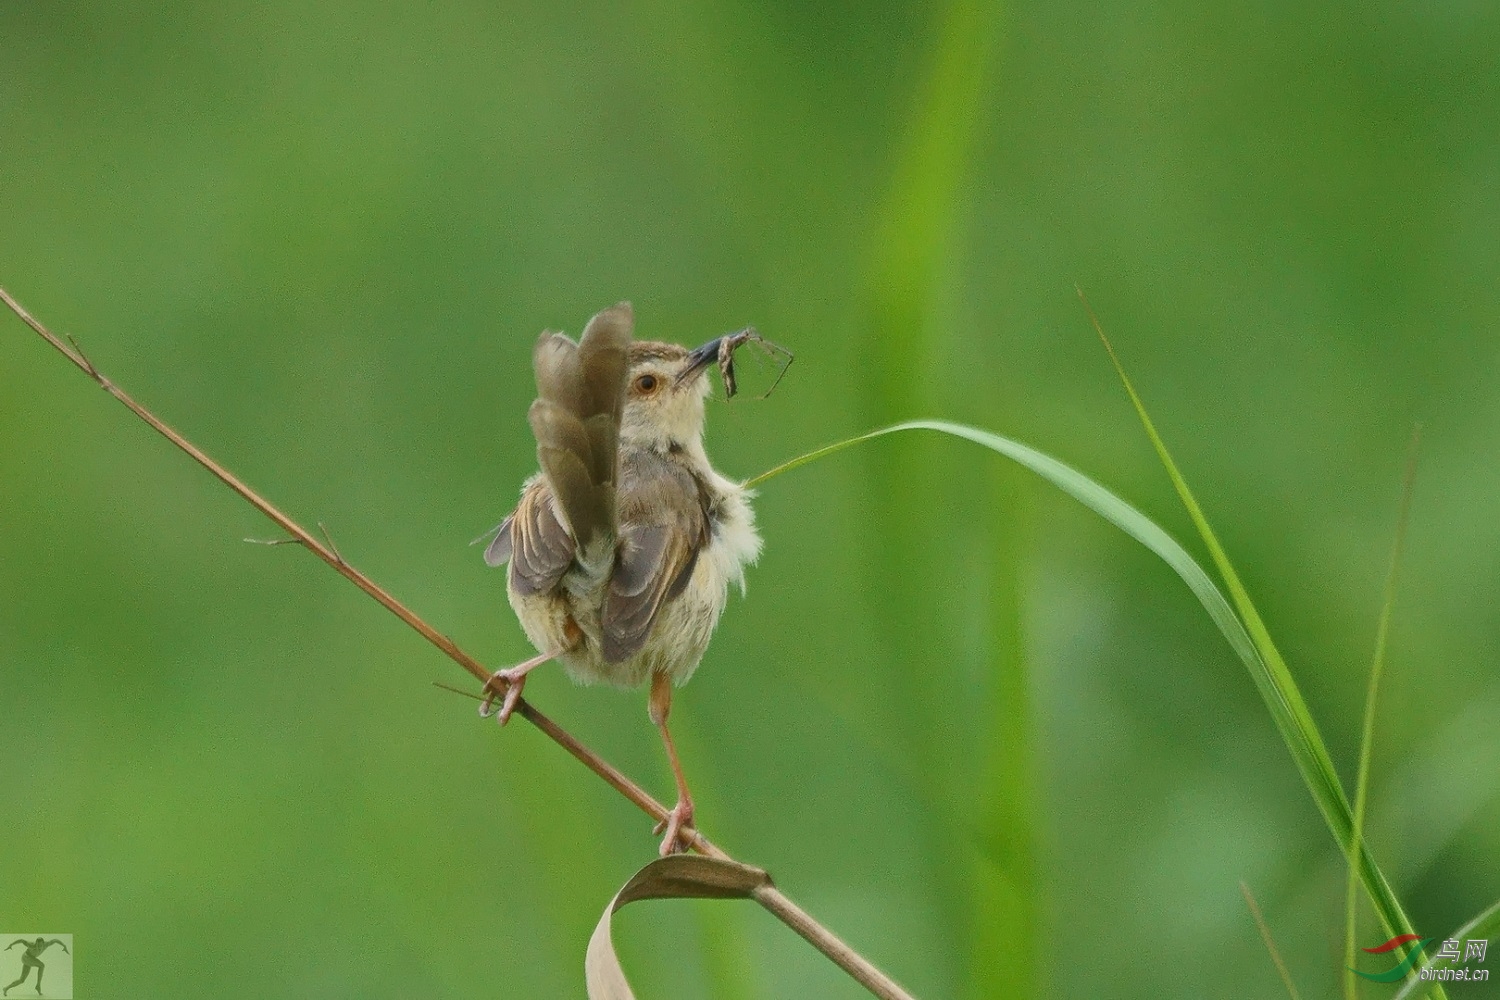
3,2,1497,997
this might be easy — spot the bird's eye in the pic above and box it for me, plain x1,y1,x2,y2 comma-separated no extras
634,373,659,394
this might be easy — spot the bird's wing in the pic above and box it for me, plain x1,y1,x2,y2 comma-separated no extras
481,513,515,566
506,478,576,597
602,452,709,663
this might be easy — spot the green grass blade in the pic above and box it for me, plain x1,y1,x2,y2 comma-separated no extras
1344,430,1422,1000
1241,881,1305,1000
1082,298,1440,997
750,412,1437,996
854,1,1014,993
1390,898,1500,1000
752,419,1261,669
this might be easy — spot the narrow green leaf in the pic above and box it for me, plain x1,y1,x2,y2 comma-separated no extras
751,419,1263,676
751,413,1434,994
1082,298,1440,997
1344,430,1422,1000
852,1,1020,990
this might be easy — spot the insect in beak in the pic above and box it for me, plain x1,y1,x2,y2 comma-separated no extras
678,327,794,399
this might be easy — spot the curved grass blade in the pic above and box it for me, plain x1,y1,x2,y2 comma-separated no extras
586,855,771,1000
1390,898,1500,1000
1082,302,1439,996
749,415,1432,993
1344,429,1422,1000
751,418,1263,679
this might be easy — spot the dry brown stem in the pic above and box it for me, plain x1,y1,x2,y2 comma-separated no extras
1,285,915,1000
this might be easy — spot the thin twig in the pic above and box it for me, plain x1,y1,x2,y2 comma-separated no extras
751,885,912,999
1,285,914,1000
317,521,345,565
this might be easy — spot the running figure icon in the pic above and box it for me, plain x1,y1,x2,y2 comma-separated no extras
3,938,68,996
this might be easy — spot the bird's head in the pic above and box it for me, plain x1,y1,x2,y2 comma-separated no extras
618,336,724,454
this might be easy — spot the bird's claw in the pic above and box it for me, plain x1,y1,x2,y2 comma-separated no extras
478,668,527,726
653,799,695,856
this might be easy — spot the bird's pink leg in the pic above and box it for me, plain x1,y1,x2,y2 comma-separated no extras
478,650,554,726
649,671,696,855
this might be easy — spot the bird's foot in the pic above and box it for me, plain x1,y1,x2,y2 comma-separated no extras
478,666,529,726
477,650,555,726
652,798,696,856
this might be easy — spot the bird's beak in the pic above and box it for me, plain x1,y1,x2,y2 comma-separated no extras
677,336,722,384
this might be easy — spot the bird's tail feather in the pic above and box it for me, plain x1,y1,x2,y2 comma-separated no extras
528,302,631,569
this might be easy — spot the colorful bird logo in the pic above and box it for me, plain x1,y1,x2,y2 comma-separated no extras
1353,934,1433,983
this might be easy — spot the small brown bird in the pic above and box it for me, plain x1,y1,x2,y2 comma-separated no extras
481,302,762,855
